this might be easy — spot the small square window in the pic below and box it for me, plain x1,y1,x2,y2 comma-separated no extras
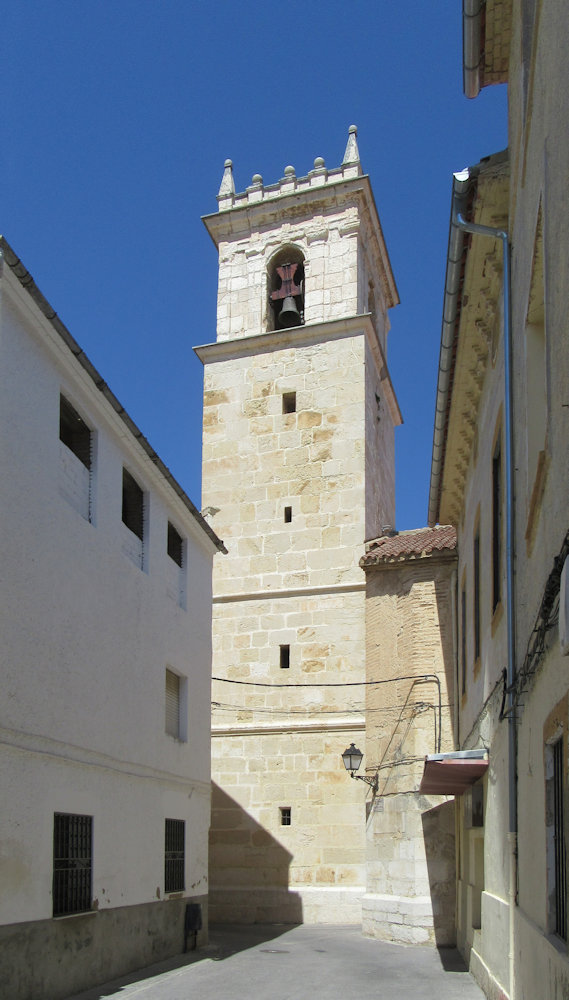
280,645,290,670
167,522,183,567
284,506,292,523
165,818,185,893
282,392,296,414
280,807,291,826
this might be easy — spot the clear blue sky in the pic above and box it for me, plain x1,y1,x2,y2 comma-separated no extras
2,2,507,530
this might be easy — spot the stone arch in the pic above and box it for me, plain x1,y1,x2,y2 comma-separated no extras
267,245,305,331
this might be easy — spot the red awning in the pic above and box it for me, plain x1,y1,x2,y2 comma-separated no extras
419,755,488,795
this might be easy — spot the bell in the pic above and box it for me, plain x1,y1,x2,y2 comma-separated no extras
278,296,301,328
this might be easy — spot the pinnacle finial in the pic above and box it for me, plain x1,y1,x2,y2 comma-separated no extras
342,125,360,165
218,159,235,197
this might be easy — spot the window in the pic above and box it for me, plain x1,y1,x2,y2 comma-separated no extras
280,644,290,670
474,529,481,663
461,582,467,695
59,396,92,520
280,807,291,826
60,396,91,469
53,813,92,917
282,392,296,414
546,737,567,940
167,522,183,567
284,506,292,524
122,468,144,540
492,440,502,613
268,248,305,330
165,669,181,738
525,205,547,528
165,819,185,893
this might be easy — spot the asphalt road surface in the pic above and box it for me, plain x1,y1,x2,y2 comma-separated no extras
67,923,486,1000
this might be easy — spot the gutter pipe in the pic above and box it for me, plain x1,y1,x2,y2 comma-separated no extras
431,165,517,992
451,204,516,840
463,0,483,99
454,202,518,998
428,169,472,529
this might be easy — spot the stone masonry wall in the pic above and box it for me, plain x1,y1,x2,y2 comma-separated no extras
362,556,457,945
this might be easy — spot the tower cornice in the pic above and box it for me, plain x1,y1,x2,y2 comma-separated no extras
194,313,402,427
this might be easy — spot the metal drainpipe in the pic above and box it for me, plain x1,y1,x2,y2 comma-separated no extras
454,208,517,998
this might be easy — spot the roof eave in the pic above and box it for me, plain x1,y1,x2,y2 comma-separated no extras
0,236,227,555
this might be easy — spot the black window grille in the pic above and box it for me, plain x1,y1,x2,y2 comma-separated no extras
474,531,481,661
461,585,467,694
60,396,91,470
53,813,92,917
280,807,291,826
492,441,502,612
165,819,185,893
167,522,184,567
553,738,567,940
122,468,144,540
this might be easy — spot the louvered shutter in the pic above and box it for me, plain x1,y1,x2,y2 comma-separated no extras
165,669,180,738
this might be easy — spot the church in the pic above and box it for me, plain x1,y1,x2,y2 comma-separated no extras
198,127,457,938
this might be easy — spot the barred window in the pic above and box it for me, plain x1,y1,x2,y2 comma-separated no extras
165,818,185,893
53,813,92,917
165,669,181,738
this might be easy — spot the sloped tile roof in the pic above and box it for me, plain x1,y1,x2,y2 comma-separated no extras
361,525,457,567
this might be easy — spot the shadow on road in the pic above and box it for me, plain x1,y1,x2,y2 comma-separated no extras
66,923,297,1000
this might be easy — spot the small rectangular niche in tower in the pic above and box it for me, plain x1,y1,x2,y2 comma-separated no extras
284,506,292,523
280,807,291,826
280,644,290,669
282,391,296,414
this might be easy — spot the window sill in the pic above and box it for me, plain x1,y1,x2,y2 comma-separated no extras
525,449,550,556
544,930,569,957
491,601,503,638
53,909,97,921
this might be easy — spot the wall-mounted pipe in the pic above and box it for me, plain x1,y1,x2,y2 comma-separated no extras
452,207,516,839
463,0,483,98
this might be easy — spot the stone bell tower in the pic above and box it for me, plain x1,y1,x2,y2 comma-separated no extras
196,127,401,925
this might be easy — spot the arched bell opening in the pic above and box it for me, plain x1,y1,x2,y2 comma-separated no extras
267,246,305,331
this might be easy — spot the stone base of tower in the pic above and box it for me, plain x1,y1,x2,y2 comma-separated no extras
362,893,455,946
209,886,364,926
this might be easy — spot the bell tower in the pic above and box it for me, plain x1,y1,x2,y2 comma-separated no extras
196,127,401,925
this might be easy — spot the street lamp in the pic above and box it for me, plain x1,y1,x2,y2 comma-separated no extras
341,743,378,793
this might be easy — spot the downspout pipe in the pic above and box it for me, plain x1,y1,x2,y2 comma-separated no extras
463,0,483,99
452,206,516,836
454,197,518,1000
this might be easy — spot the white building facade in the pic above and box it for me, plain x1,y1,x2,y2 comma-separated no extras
0,237,224,1000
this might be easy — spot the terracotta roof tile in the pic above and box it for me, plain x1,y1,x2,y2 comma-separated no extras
361,525,457,567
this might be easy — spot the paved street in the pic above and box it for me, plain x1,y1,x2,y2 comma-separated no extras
67,924,485,1000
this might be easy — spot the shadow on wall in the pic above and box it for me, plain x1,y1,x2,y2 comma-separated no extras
421,800,457,947
434,577,457,746
209,783,303,925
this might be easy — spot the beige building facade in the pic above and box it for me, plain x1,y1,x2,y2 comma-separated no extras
360,526,458,946
426,3,569,998
197,130,402,924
